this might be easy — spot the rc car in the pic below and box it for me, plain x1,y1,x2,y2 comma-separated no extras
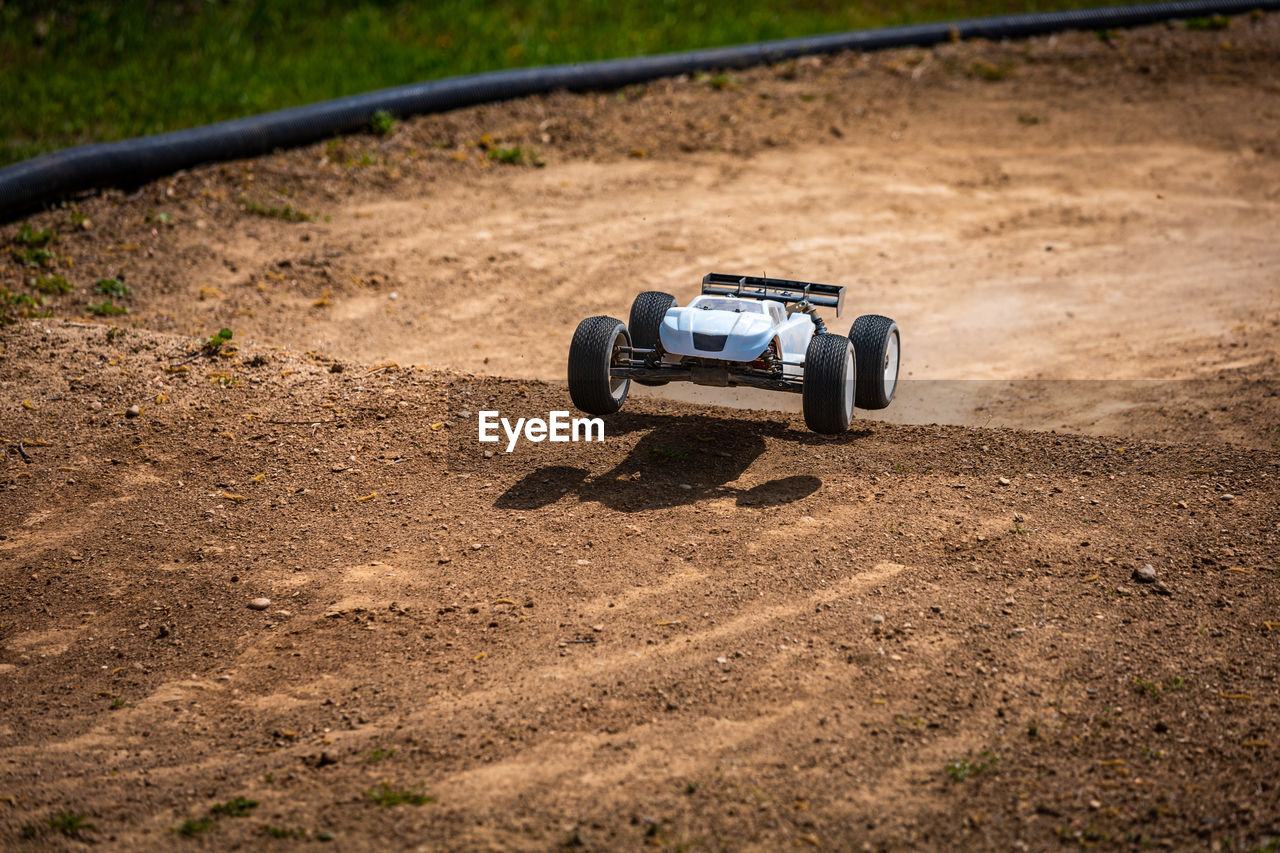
567,273,900,434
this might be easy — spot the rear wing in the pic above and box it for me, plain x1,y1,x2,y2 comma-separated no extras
701,273,845,318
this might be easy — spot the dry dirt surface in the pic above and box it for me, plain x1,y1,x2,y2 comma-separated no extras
2,16,1280,852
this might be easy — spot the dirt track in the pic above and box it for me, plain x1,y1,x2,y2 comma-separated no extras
2,16,1280,851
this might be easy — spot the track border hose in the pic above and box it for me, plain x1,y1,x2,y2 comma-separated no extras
1,1,1276,221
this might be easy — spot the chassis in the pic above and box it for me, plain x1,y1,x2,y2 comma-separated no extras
568,273,900,434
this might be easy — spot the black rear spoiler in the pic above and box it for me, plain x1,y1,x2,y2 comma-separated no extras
701,273,845,318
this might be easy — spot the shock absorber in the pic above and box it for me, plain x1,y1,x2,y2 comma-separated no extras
811,313,828,335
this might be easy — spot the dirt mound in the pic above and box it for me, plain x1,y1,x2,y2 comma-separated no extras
3,16,1278,448
2,15,1280,851
2,321,1277,849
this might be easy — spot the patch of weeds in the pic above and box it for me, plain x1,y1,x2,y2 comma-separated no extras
145,210,174,226
347,151,378,167
1094,28,1118,43
1017,113,1043,126
264,825,303,839
1133,676,1185,697
891,462,911,474
15,222,53,246
201,327,233,355
946,749,999,782
175,817,214,836
11,246,57,267
649,444,688,461
210,796,258,817
87,299,127,316
366,747,396,762
242,198,314,222
697,71,738,89
110,698,133,710
364,782,435,807
33,274,72,295
371,109,397,136
106,326,125,342
45,811,94,838
1,287,44,322
488,146,525,165
1026,720,1039,738
95,277,131,297
969,59,1013,81
1185,14,1229,30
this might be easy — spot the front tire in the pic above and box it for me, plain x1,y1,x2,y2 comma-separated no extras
849,315,900,410
628,291,676,386
802,333,856,434
568,316,631,415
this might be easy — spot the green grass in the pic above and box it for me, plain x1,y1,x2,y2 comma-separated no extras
11,246,57,267
370,109,397,137
1132,675,1186,697
94,277,131,297
1,287,47,323
15,222,52,245
241,199,314,222
45,812,94,838
487,146,543,167
945,749,999,782
33,273,72,294
210,796,258,817
87,298,127,316
364,782,436,807
2,1,1104,166
175,817,214,836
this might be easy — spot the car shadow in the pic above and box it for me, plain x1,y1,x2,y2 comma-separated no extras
494,412,869,513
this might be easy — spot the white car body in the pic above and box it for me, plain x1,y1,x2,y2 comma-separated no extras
658,294,813,376
567,272,898,434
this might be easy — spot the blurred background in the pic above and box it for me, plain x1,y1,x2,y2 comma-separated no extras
0,0,1093,165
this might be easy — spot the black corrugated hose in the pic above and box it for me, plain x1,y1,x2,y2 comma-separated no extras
1,0,1276,222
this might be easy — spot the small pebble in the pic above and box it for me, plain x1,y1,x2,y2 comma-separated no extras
998,477,1011,486
679,483,693,490
715,657,728,665
90,401,102,411
125,405,140,418
1221,493,1235,501
248,598,271,610
1133,565,1157,583
870,614,884,623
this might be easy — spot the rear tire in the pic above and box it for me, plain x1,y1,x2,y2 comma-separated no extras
849,315,900,410
628,291,676,386
802,333,856,434
568,316,631,415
